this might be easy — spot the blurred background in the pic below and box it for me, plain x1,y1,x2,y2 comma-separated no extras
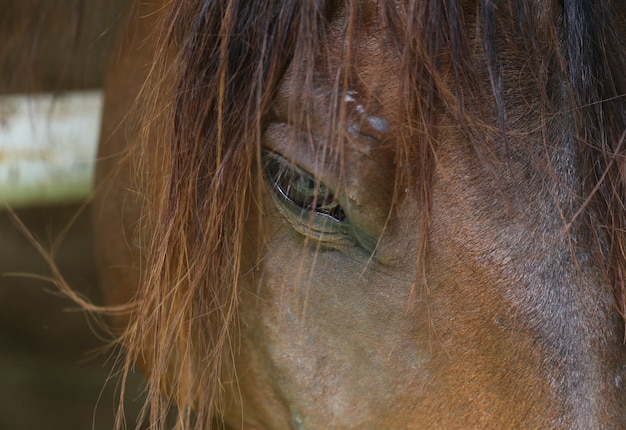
1,1,147,428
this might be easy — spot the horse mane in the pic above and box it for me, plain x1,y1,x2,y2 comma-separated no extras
121,1,626,428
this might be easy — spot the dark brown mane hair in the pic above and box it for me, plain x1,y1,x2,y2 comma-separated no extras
121,0,626,428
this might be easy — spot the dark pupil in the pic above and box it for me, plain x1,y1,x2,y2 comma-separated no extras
264,155,346,222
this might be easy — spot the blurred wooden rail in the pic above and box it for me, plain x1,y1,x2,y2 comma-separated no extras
0,91,102,208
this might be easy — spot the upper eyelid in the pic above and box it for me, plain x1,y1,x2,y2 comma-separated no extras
262,150,328,192
262,150,327,201
262,123,339,184
262,151,306,188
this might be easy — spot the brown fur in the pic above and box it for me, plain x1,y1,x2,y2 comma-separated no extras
94,0,626,428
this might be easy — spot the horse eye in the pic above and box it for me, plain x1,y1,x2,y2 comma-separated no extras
263,152,346,222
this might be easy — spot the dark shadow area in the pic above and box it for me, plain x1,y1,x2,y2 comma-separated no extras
0,205,146,429
0,0,129,94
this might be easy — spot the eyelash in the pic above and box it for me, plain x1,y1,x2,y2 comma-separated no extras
262,151,346,223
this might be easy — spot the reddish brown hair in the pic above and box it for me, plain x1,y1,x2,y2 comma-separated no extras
111,1,626,428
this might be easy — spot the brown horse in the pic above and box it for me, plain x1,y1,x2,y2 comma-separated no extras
93,0,626,428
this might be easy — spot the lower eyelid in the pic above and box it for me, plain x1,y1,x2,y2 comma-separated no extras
267,187,354,244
